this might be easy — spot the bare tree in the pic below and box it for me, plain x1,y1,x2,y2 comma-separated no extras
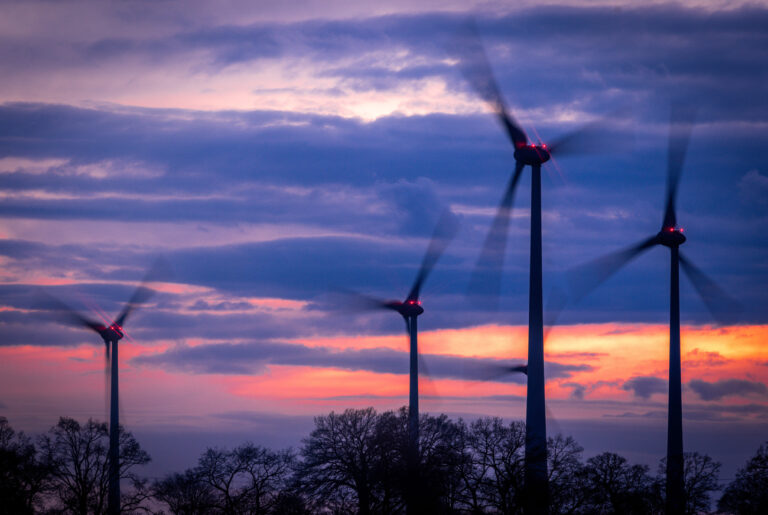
582,452,656,514
296,407,390,514
195,443,295,514
717,442,768,514
152,469,217,515
464,417,526,514
547,434,588,515
38,417,150,514
0,416,49,514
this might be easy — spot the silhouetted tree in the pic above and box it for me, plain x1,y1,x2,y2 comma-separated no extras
38,417,151,514
582,452,656,514
656,452,721,514
462,417,526,514
718,442,768,514
409,409,467,513
195,443,295,514
547,434,588,515
152,469,217,514
0,416,49,514
296,407,398,514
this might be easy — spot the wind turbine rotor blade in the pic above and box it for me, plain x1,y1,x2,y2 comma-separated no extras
467,161,526,303
543,286,570,343
38,292,105,334
662,105,697,229
679,253,742,325
457,22,527,148
568,236,660,302
406,210,459,302
330,289,399,313
547,110,631,157
115,258,170,327
465,362,528,383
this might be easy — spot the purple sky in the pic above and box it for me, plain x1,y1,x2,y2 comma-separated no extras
1,0,767,482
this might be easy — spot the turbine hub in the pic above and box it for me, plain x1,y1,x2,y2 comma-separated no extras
514,144,551,166
657,227,686,247
102,324,124,342
395,299,424,317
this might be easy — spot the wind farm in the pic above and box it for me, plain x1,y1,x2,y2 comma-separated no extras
0,3,766,514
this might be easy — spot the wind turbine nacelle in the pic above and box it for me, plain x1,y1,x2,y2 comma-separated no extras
658,227,687,248
100,325,125,342
514,144,551,166
393,300,424,317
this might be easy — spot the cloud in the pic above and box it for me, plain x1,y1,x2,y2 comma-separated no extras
132,340,591,381
621,376,667,399
688,379,768,401
738,169,768,207
562,382,586,400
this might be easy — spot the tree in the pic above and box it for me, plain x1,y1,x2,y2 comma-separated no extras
656,452,721,514
38,417,151,514
582,452,656,514
296,407,394,514
463,417,526,514
409,409,467,513
547,434,588,515
0,416,49,514
195,443,295,514
718,442,768,514
152,469,217,515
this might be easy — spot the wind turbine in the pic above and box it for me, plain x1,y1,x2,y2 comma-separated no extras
44,265,161,515
567,107,740,514
340,212,457,510
458,27,617,513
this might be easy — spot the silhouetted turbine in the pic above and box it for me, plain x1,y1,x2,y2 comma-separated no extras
338,212,457,512
43,262,164,515
457,24,620,514
567,107,740,515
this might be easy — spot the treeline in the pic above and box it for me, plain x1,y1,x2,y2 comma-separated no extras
1,410,767,514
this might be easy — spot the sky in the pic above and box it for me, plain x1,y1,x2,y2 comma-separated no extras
1,0,767,482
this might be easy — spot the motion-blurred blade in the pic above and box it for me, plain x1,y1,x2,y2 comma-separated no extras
457,21,527,148
39,292,105,334
114,258,170,327
418,355,442,410
568,235,660,301
547,110,632,157
330,289,399,313
467,161,526,304
543,286,570,343
406,210,459,302
470,362,528,383
679,253,742,325
662,105,697,229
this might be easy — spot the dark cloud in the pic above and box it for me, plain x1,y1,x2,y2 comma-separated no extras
132,340,590,381
0,5,766,332
688,379,768,401
562,382,586,400
621,376,668,399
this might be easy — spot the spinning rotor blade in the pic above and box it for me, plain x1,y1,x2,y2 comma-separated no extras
331,289,400,313
457,22,527,148
467,161,526,303
568,235,660,302
114,260,168,327
662,105,697,229
679,253,742,325
406,210,459,302
39,292,105,334
547,110,631,157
